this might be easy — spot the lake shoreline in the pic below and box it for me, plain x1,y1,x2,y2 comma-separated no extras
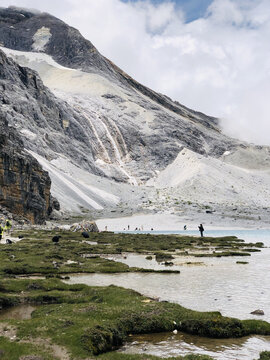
0,229,269,359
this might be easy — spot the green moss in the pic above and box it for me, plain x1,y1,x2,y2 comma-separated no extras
1,229,260,276
0,337,55,360
257,352,270,360
155,253,174,262
0,278,269,359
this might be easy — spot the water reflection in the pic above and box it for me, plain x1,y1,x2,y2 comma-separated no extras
120,332,270,360
66,230,270,359
67,239,270,322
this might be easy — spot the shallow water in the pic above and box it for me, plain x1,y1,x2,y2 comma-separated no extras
68,230,270,321
0,304,36,320
66,230,270,358
119,332,270,360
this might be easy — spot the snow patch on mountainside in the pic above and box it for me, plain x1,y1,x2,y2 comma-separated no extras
32,27,52,52
19,128,37,141
0,47,73,71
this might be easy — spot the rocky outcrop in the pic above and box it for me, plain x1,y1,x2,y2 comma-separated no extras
250,309,264,316
70,221,99,233
0,115,52,223
0,47,103,176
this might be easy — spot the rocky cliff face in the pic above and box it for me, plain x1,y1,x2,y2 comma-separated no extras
0,47,104,176
0,7,248,184
0,115,52,223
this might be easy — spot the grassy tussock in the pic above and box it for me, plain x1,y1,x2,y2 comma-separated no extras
0,278,269,358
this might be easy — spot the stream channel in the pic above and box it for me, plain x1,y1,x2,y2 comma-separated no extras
66,229,270,360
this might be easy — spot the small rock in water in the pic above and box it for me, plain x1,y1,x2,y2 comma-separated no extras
250,309,264,315
173,329,178,334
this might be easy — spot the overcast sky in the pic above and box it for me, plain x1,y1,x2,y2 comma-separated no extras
1,0,270,145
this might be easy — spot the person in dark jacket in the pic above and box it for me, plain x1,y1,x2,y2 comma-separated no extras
198,224,204,237
0,224,4,241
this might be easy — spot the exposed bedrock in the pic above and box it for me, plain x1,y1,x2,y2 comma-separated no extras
0,115,53,223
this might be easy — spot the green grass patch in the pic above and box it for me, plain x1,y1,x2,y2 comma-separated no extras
258,352,270,360
0,278,269,359
0,336,55,360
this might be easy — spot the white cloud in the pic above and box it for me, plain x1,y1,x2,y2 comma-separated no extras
1,0,270,145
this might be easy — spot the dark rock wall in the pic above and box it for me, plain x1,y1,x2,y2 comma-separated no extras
0,116,51,223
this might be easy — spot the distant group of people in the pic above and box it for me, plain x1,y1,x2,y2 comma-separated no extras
0,219,12,242
127,226,154,231
105,223,204,236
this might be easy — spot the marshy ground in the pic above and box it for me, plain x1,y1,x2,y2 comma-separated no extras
0,229,269,360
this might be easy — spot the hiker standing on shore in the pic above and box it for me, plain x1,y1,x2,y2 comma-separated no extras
198,224,204,237
5,219,12,235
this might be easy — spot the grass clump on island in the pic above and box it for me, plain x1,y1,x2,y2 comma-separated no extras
7,229,264,269
0,278,270,359
0,228,263,276
1,229,184,275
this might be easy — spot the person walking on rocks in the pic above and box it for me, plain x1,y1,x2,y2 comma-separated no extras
198,224,204,237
